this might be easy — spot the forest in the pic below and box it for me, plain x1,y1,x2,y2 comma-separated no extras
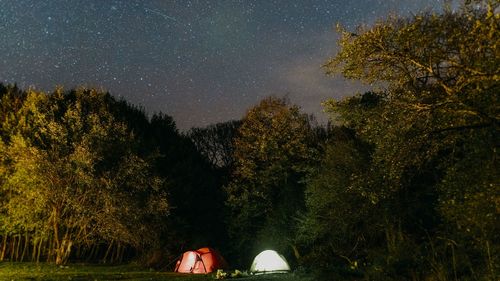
0,1,498,280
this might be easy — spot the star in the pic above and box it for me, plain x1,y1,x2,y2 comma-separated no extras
0,0,443,130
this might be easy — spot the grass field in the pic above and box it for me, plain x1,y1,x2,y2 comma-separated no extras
0,262,315,281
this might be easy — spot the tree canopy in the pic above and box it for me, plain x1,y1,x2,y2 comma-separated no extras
0,86,223,265
225,97,317,265
305,1,499,279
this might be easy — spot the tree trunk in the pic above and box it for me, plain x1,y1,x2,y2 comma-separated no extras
86,244,96,263
76,245,82,260
36,237,43,263
15,234,22,261
0,233,7,261
52,207,60,263
20,232,29,262
9,234,16,261
118,244,125,263
47,232,55,263
55,235,73,265
103,241,114,264
112,243,121,264
31,237,38,262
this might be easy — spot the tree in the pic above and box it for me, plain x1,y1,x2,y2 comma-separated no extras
322,1,498,278
0,88,169,264
188,120,241,170
0,83,232,266
297,127,376,267
225,97,316,265
145,113,228,259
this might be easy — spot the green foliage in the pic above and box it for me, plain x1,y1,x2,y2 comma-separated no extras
312,1,499,279
225,97,316,265
0,84,236,266
297,128,377,267
0,87,170,264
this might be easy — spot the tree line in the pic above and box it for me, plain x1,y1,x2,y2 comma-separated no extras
1,1,498,280
0,86,227,265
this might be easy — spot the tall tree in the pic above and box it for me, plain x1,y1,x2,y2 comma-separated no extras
297,127,376,267
226,97,316,265
147,113,227,256
322,1,499,278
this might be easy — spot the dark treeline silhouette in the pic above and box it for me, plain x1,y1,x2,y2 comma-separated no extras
0,1,498,280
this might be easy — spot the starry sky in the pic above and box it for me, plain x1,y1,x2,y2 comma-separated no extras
0,0,443,130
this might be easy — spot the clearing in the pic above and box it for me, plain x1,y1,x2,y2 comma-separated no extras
0,262,315,281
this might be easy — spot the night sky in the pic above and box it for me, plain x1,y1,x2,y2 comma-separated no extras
1,0,443,130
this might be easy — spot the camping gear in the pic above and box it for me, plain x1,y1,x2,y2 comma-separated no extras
175,247,227,274
250,249,290,274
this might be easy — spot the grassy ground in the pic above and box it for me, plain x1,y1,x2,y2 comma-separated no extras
0,262,314,281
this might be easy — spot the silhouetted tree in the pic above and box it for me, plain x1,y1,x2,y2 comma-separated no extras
188,120,241,170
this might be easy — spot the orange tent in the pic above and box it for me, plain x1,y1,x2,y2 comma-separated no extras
174,247,227,274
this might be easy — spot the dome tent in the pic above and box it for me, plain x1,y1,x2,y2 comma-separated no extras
250,250,291,274
174,247,227,274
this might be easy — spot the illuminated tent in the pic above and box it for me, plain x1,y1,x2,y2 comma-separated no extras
174,247,227,274
250,250,291,274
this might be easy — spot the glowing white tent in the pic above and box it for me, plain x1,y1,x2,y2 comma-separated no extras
250,250,290,274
